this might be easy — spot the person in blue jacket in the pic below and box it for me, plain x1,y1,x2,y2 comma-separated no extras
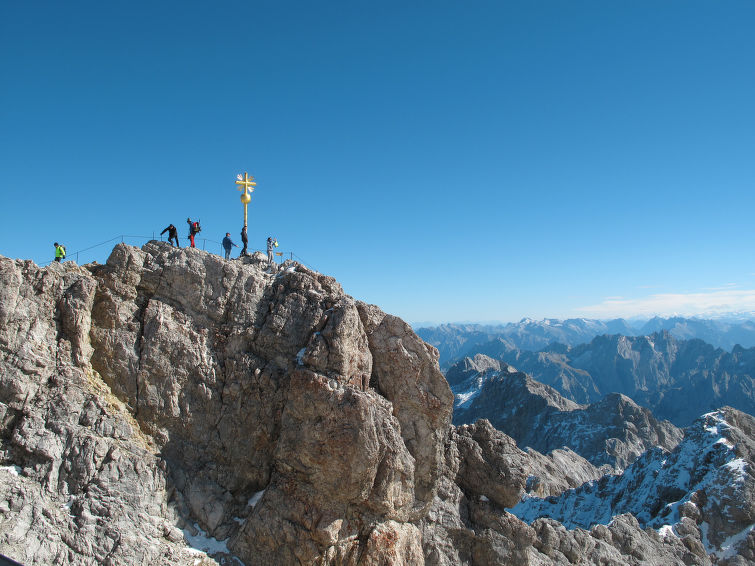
222,233,237,259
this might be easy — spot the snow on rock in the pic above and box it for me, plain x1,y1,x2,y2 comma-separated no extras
507,408,755,558
247,490,265,508
451,359,681,471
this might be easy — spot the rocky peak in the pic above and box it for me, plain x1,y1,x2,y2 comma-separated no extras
0,242,454,564
0,243,751,565
452,365,682,470
444,354,500,387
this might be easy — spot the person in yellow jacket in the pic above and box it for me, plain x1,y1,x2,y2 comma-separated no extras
53,242,66,263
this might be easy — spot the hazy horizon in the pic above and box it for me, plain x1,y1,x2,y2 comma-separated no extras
410,311,755,330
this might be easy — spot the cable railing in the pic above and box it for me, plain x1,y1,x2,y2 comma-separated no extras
40,234,316,272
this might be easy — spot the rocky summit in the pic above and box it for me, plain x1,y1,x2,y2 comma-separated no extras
0,242,752,565
450,357,684,471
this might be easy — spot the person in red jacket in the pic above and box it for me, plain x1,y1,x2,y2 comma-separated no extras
187,218,200,248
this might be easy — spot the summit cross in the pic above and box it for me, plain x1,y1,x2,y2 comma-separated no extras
235,172,257,227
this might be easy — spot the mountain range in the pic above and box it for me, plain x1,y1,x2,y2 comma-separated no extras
417,316,755,367
448,331,755,427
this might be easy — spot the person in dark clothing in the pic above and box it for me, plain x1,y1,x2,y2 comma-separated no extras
222,233,237,259
187,218,195,247
240,225,248,257
161,224,180,247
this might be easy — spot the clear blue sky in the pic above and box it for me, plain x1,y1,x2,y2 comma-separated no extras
2,1,754,324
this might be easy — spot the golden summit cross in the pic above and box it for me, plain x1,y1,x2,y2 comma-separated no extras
235,172,257,226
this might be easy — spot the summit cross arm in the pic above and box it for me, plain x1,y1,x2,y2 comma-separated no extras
235,172,257,227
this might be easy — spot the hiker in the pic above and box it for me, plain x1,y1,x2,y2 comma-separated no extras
53,242,66,263
161,224,180,247
240,225,248,257
222,233,238,259
187,218,201,248
266,236,278,268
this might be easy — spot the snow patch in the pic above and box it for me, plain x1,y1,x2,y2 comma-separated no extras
452,372,489,408
183,523,232,557
455,388,481,408
724,458,747,481
715,523,755,559
657,525,678,539
248,489,265,508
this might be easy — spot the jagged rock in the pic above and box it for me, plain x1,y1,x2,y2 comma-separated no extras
445,354,500,388
452,420,528,508
0,256,198,565
453,362,683,470
0,244,455,565
0,245,751,565
508,408,755,563
524,447,610,497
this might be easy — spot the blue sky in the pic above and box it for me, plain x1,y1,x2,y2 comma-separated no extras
2,1,754,324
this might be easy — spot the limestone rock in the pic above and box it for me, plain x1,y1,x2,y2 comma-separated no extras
0,244,453,565
0,244,751,565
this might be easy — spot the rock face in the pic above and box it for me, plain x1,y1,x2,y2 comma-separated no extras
451,361,683,470
0,243,453,565
508,408,755,564
418,416,739,566
0,243,751,565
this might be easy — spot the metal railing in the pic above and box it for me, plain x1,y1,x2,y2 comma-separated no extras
41,234,316,272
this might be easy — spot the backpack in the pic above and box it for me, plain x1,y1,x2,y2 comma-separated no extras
192,222,201,235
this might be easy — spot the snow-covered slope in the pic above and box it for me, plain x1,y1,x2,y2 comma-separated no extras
507,408,755,559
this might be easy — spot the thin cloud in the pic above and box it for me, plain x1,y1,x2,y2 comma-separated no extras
577,289,755,318
702,283,738,291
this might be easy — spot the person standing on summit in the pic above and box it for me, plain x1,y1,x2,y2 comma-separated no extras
161,224,180,247
240,225,248,257
222,233,237,259
266,236,278,269
53,242,66,263
187,218,200,248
